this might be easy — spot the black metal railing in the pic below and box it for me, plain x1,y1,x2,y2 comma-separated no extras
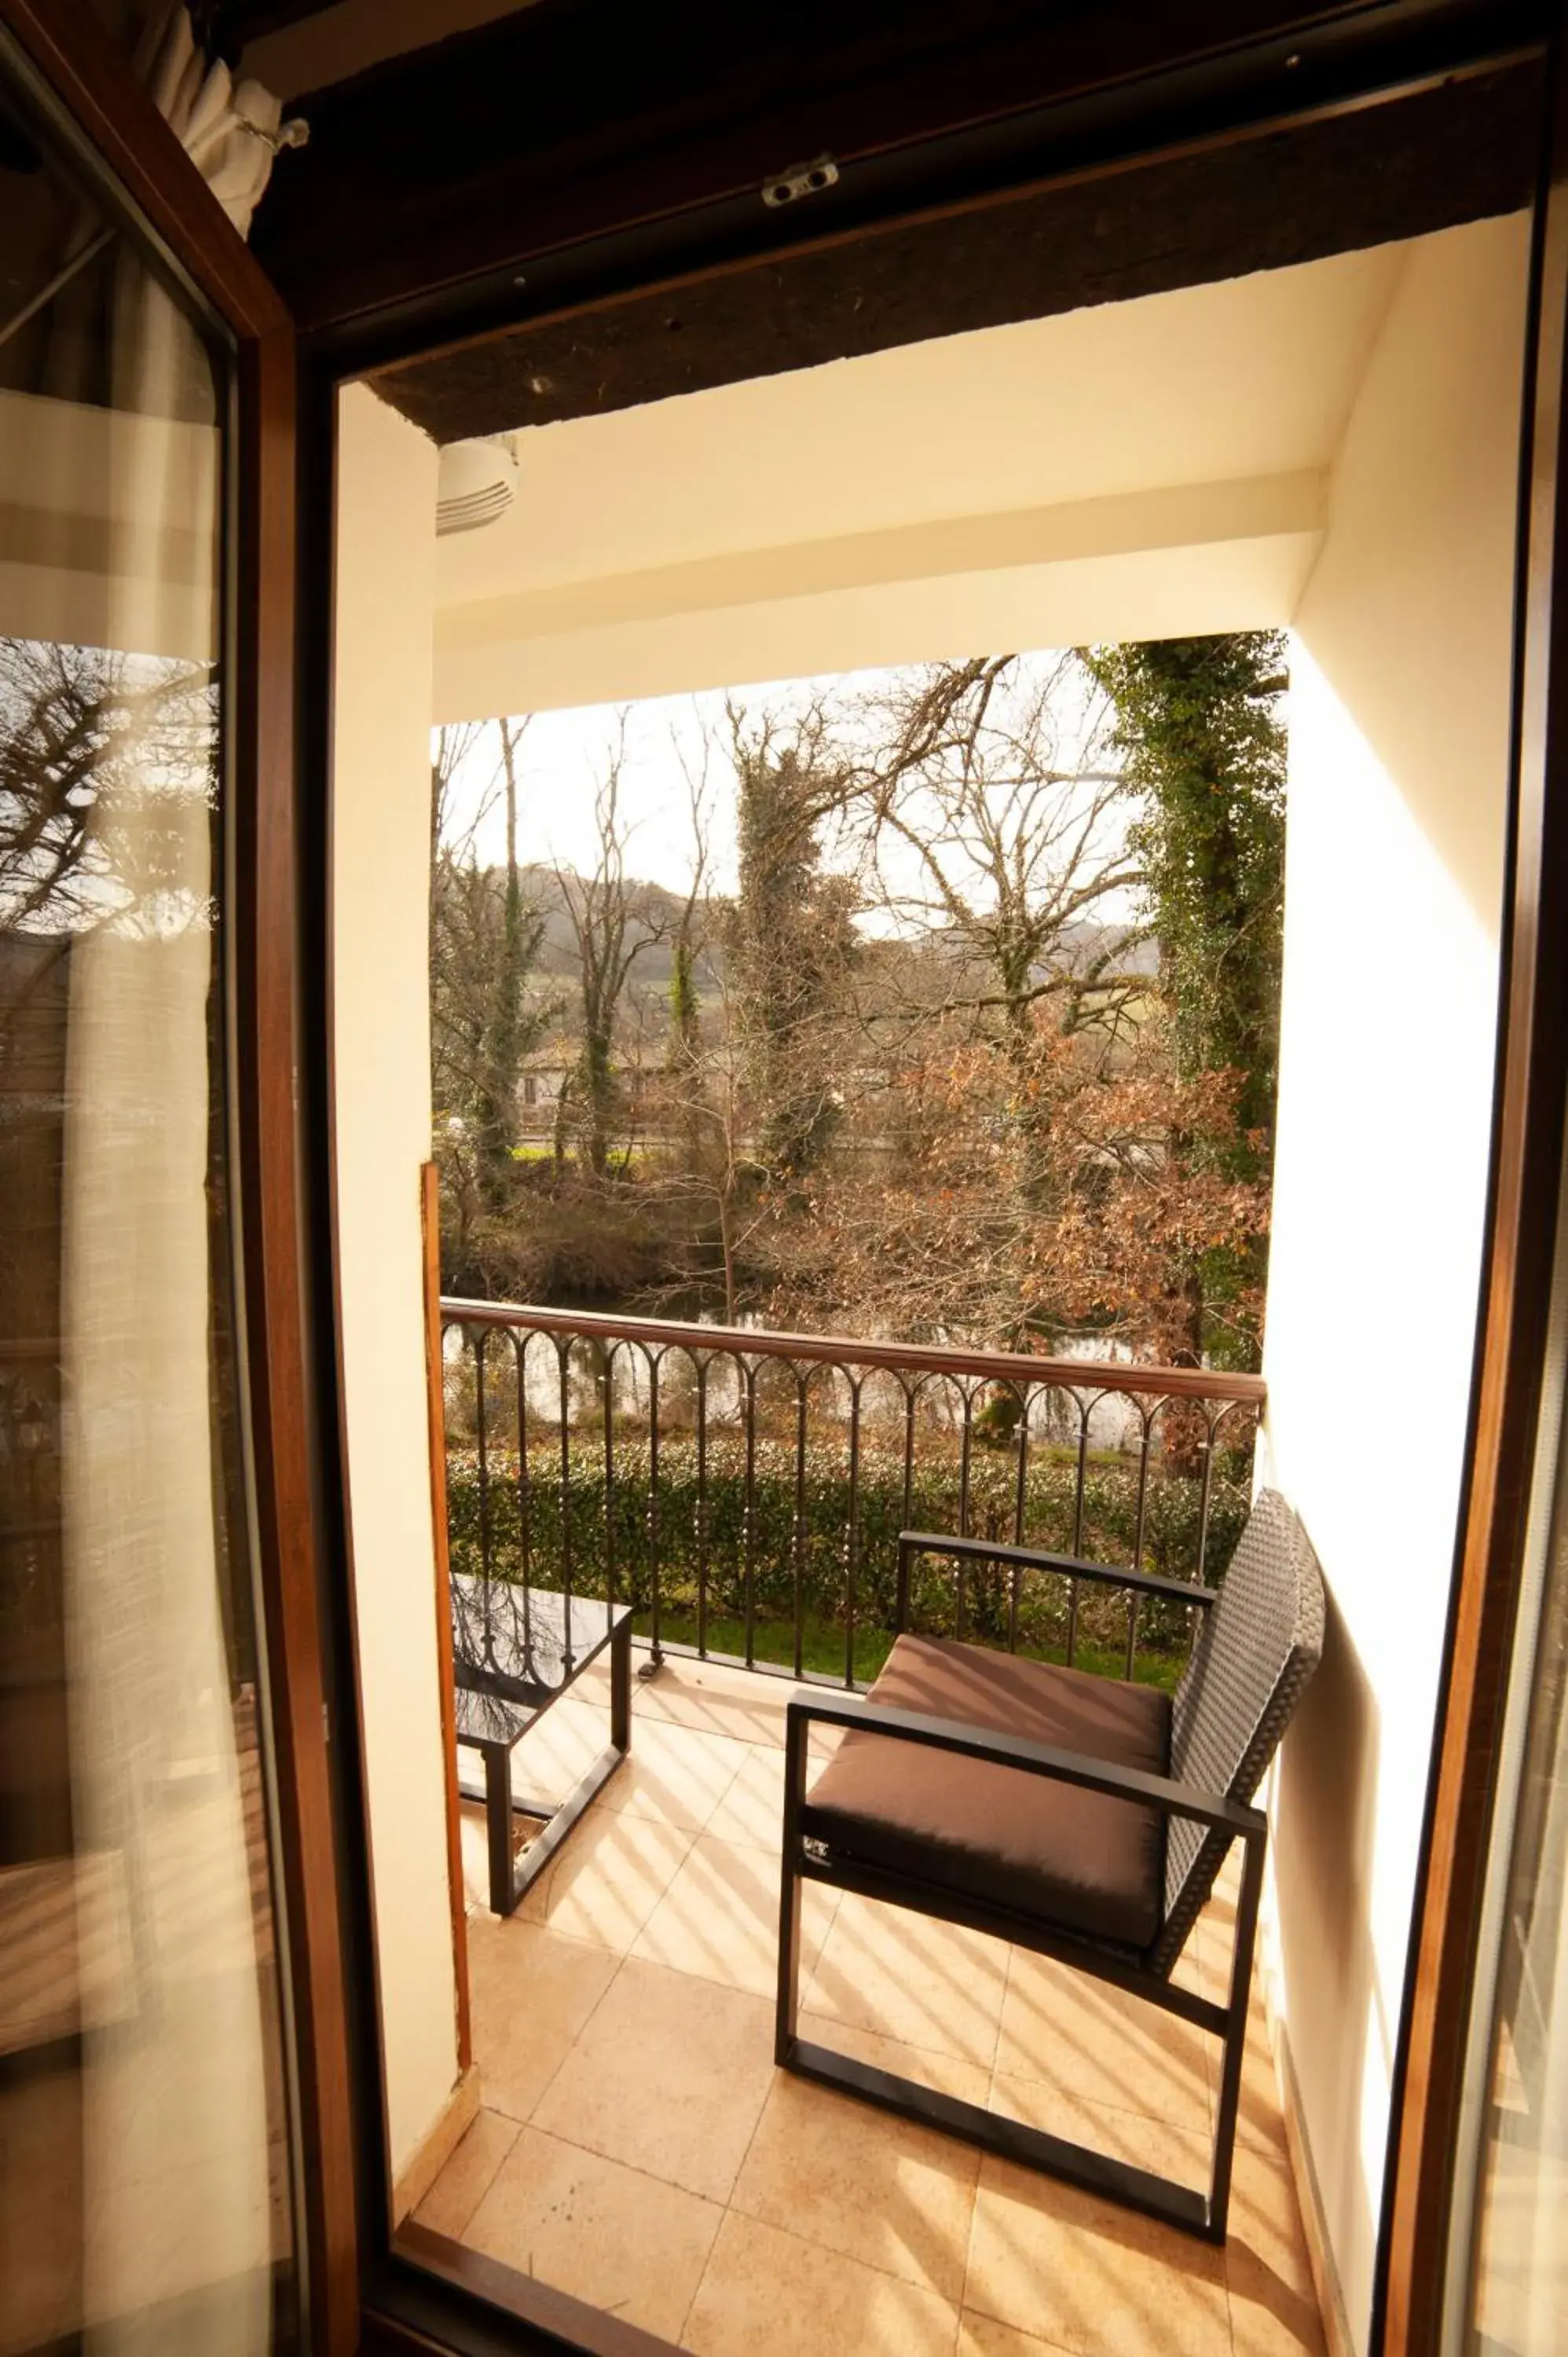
438,1298,1265,1693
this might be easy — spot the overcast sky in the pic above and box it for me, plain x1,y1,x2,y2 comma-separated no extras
434,648,1130,922
441,676,767,896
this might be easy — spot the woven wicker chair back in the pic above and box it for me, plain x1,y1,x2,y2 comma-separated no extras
1151,1488,1324,1976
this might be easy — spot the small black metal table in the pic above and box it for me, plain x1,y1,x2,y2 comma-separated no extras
450,1574,632,1919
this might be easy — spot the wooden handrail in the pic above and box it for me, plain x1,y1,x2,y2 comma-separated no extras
438,1294,1266,1406
423,1169,471,2076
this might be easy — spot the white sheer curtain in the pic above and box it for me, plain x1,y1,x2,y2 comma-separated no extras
57,249,272,2356
140,2,306,237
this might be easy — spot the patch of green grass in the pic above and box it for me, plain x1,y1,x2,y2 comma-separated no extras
632,1607,1184,1692
509,1142,651,1170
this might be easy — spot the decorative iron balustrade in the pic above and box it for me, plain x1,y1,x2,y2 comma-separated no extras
438,1298,1266,1693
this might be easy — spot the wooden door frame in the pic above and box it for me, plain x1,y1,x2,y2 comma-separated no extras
0,7,360,2352
288,16,1568,2354
295,16,1568,2340
9,2,1568,2352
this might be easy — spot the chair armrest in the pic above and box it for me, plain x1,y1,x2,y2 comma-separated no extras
788,1689,1263,1839
898,1529,1215,1612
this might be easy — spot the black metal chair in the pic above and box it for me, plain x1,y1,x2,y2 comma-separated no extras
775,1486,1324,2243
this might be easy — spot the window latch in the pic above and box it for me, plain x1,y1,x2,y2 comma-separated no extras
761,154,840,210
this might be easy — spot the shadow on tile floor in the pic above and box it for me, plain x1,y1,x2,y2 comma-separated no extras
416,1659,1327,2357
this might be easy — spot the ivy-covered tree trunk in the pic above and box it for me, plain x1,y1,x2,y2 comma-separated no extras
665,916,705,1169
729,737,856,1182
577,1014,617,1179
1087,633,1287,1369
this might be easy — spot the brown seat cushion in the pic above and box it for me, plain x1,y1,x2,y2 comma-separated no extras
805,1635,1172,1949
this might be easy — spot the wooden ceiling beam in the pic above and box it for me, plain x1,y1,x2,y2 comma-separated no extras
368,60,1541,444
252,0,1548,336
207,0,341,52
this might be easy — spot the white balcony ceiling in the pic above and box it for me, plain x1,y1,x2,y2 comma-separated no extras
430,236,1409,720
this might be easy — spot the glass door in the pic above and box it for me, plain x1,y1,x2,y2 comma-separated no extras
1463,1568,1568,2353
1443,1118,1568,2356
0,45,301,2357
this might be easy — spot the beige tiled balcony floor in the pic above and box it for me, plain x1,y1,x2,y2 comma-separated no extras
419,1657,1327,2357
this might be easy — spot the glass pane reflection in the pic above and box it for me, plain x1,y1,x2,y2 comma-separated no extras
0,64,298,2357
1466,1529,1568,2355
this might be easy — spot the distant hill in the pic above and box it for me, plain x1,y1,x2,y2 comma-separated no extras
518,865,710,992
510,863,1156,1012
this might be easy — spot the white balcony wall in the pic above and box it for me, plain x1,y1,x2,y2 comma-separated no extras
1262,211,1530,2353
331,382,460,2189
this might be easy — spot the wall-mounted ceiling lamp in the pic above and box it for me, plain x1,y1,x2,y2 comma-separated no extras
436,434,519,535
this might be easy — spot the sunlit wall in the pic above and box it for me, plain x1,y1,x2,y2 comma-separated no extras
1264,210,1531,2352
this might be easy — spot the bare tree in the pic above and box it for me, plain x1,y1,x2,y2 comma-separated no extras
1,636,217,940
848,654,1146,1064
429,718,495,1120
429,717,555,1248
634,747,773,1319
555,734,666,1179
471,715,532,1208
662,724,714,1138
644,973,774,1321
0,637,218,1357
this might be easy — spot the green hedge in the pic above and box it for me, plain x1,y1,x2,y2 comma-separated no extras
445,1435,1248,1684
